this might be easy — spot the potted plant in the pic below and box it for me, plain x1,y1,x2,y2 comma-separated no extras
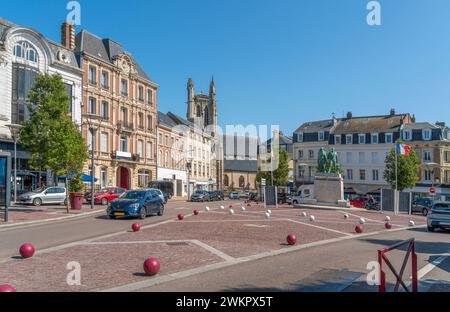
69,174,84,210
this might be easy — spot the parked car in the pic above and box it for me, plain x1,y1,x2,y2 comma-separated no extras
277,193,288,204
107,189,164,220
427,201,450,232
18,187,67,207
350,195,379,209
191,190,210,202
229,192,240,200
161,191,169,204
216,191,225,201
412,198,434,216
148,181,174,199
208,191,221,201
85,187,126,206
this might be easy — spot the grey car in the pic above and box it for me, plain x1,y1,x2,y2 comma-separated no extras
427,201,450,232
19,187,67,207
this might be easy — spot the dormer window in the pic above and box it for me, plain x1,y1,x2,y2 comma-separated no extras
371,133,379,144
346,134,353,144
403,130,412,141
423,129,431,141
13,41,38,63
359,134,366,144
296,133,304,143
318,132,325,141
335,135,341,144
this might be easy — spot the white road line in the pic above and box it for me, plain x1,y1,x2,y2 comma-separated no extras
82,239,235,262
418,253,450,280
286,219,353,237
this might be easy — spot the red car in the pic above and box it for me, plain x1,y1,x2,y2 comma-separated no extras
350,195,379,209
86,187,127,205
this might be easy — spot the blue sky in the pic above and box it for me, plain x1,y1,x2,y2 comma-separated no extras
3,0,450,134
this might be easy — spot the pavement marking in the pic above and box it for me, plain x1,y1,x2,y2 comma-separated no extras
183,219,286,223
418,253,450,280
82,239,235,262
243,224,270,228
100,224,425,292
286,219,354,237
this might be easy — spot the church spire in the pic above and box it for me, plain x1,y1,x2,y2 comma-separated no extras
209,76,216,96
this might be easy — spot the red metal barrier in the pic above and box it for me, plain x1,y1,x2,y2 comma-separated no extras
378,238,418,292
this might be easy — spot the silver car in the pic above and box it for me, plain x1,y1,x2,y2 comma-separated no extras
19,187,67,207
427,201,450,232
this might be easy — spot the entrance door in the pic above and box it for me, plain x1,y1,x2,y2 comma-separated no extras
117,167,130,190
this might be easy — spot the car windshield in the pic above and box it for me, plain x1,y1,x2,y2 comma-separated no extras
434,204,450,211
122,191,146,199
98,189,110,194
31,188,45,193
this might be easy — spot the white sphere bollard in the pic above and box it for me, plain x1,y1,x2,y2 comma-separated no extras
267,210,272,214
220,206,225,210
359,217,366,225
301,212,307,217
385,216,391,222
409,220,415,227
344,214,349,220
265,212,271,219
229,209,235,215
310,215,316,222
205,207,210,212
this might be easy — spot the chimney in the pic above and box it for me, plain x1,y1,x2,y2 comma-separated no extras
436,122,446,128
61,22,76,50
346,112,353,119
390,108,396,116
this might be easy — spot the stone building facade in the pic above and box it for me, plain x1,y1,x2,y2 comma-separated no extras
74,27,158,190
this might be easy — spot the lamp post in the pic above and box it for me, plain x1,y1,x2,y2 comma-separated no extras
424,162,439,199
6,124,22,204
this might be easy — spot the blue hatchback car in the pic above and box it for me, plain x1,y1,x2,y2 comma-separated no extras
107,189,165,220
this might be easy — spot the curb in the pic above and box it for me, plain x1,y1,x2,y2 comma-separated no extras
0,209,105,231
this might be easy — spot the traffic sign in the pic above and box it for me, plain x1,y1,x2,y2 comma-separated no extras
429,187,436,195
261,178,266,186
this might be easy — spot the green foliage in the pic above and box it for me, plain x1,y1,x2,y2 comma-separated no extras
383,143,421,191
69,174,84,193
19,74,88,212
257,149,290,186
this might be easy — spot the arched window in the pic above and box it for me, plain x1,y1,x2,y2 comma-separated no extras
204,107,209,126
224,175,229,187
13,41,38,63
196,105,202,118
239,176,245,188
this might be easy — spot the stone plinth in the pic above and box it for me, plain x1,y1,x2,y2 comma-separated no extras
314,173,345,205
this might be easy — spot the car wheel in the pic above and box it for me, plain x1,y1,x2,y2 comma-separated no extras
158,206,164,216
427,226,435,232
108,214,116,219
102,198,108,206
139,209,147,220
293,200,298,205
33,198,42,207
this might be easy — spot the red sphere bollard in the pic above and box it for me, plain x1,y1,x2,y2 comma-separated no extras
178,214,185,221
385,222,392,230
143,258,161,276
194,210,200,216
287,234,297,246
355,225,364,234
132,223,141,232
0,284,16,292
19,243,35,259
229,205,233,209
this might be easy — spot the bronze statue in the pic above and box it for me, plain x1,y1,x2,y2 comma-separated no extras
317,147,341,174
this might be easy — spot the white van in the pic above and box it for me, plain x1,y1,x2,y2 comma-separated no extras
291,185,314,205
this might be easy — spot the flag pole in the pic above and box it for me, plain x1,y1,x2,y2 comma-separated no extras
395,145,399,215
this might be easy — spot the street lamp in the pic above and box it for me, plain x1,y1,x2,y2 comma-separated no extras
6,124,22,204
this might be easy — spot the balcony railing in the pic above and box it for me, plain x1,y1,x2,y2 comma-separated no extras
116,121,134,132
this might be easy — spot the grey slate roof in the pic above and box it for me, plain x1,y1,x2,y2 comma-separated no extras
402,122,442,131
294,119,337,134
333,114,409,134
224,160,258,173
167,112,195,128
158,111,178,128
75,30,151,81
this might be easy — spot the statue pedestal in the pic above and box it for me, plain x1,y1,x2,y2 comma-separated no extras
313,173,346,206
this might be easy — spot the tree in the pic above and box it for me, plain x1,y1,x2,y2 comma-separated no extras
257,149,290,187
383,142,420,191
20,74,88,213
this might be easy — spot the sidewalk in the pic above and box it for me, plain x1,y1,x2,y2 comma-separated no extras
0,204,105,229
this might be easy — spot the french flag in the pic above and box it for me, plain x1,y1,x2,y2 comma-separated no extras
396,144,411,156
